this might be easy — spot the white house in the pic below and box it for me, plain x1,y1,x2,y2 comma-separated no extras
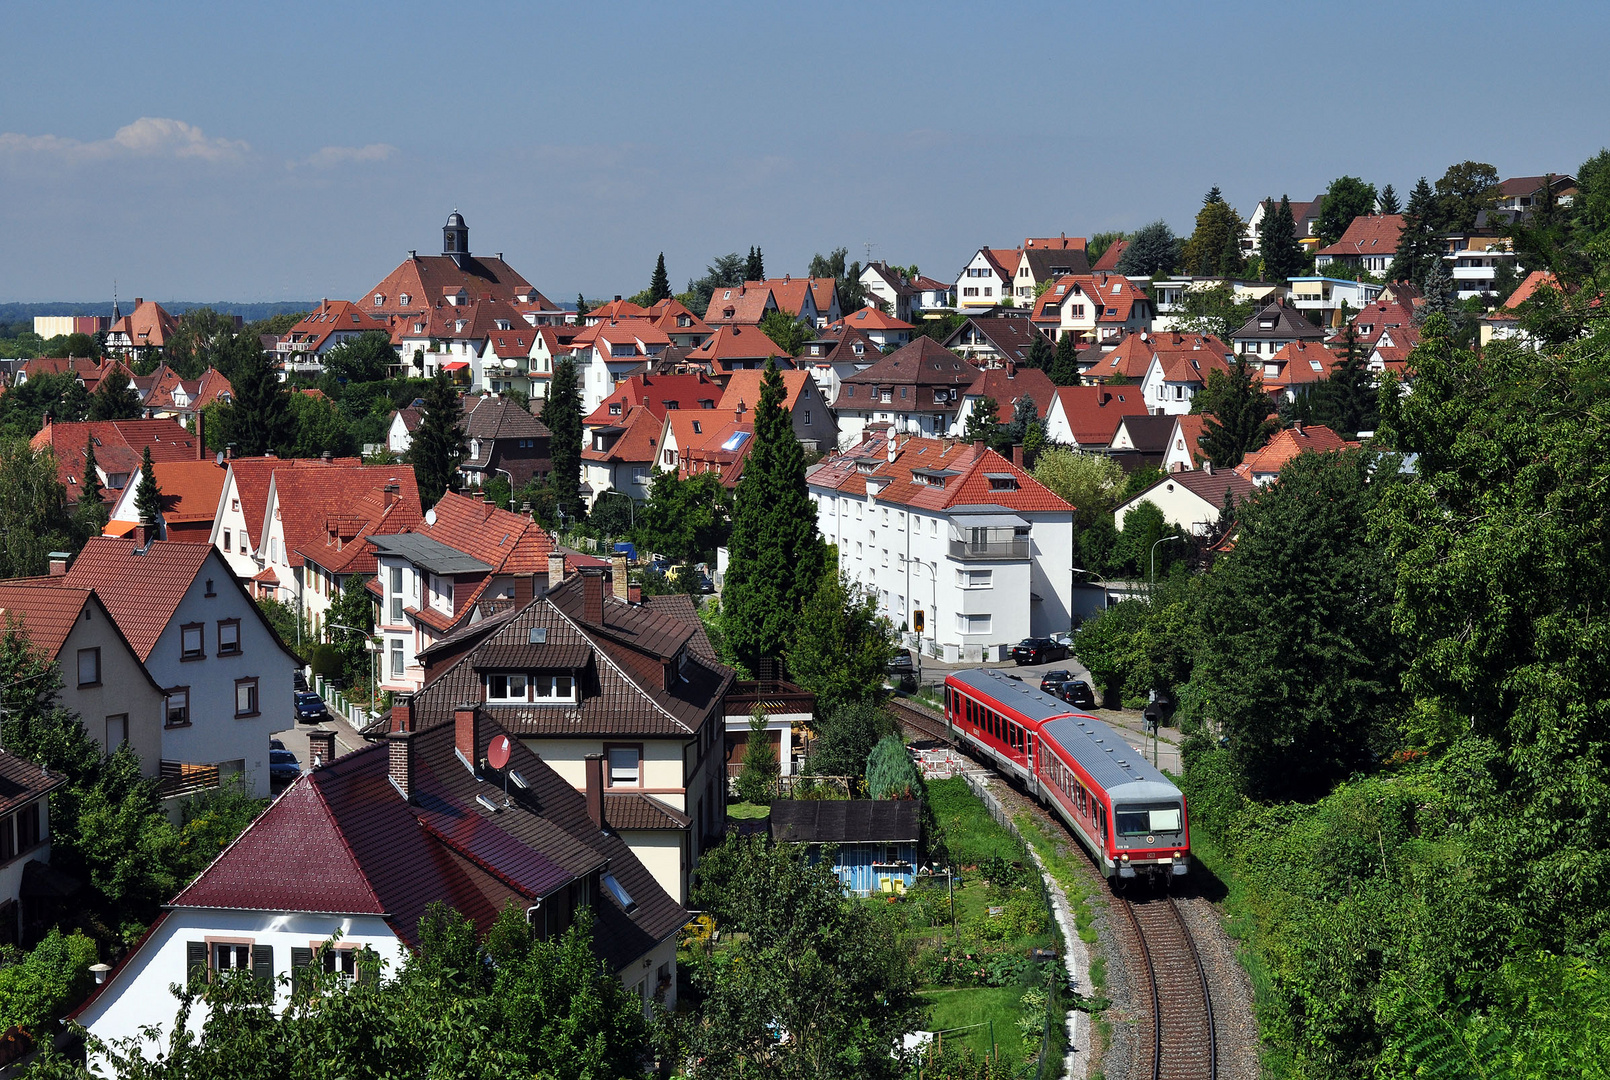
1138,345,1231,416
808,432,1075,661
574,323,672,414
1286,277,1384,329
62,536,299,799
278,301,392,375
1114,469,1257,536
0,753,65,946
954,248,1017,309
1030,273,1153,344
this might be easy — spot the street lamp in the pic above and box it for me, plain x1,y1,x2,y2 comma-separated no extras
326,622,377,722
1070,566,1111,611
1150,536,1180,586
599,488,635,530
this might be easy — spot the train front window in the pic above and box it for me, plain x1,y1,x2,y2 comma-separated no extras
1116,805,1183,836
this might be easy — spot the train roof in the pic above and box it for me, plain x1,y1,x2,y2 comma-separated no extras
948,668,1080,725
1040,714,1180,801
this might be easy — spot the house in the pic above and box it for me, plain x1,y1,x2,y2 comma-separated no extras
105,299,179,360
1114,468,1257,535
583,406,663,508
911,275,955,311
106,459,230,543
14,355,134,394
683,324,789,376
860,262,920,322
677,415,755,487
1231,301,1325,357
800,323,884,407
71,705,687,1056
1162,414,1208,472
573,322,674,413
1494,174,1577,215
1314,214,1404,277
30,417,201,508
361,211,555,322
1031,274,1154,344
1286,277,1384,327
458,395,552,490
369,490,558,693
1480,270,1554,346
1138,337,1233,416
60,536,300,799
1043,385,1149,450
583,373,722,431
830,306,912,349
523,325,581,402
765,277,840,328
1244,196,1325,256
209,456,362,588
941,317,1052,367
279,301,393,374
1349,301,1421,377
387,405,422,455
1151,278,1284,333
771,801,921,896
363,568,732,906
132,366,233,424
701,283,778,328
1108,414,1177,469
644,299,714,348
951,364,1056,438
657,411,729,475
809,433,1075,659
1235,423,1355,485
717,369,837,453
1444,235,1517,300
722,678,816,780
0,581,165,776
0,752,65,946
1255,341,1339,403
834,338,981,446
954,247,1018,309
1010,239,1091,305
478,323,540,397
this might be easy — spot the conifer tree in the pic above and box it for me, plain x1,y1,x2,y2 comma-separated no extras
1378,184,1400,214
1028,330,1054,373
574,294,590,318
962,397,1000,446
405,372,466,508
721,357,825,673
541,357,583,520
648,253,671,304
74,435,109,541
1204,186,1224,206
1391,178,1441,284
1183,198,1245,276
1049,332,1081,386
229,344,292,456
1116,220,1180,277
134,446,162,527
744,246,765,281
1194,356,1277,469
88,367,142,421
1418,257,1457,323
1261,195,1305,282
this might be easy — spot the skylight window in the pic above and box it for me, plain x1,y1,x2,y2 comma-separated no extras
720,431,752,452
602,873,636,911
1309,360,1324,371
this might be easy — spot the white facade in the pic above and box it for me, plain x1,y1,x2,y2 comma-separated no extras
374,555,437,693
209,469,262,582
955,251,1011,309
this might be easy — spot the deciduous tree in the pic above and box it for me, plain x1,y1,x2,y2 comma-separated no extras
1432,160,1501,233
1193,356,1276,468
87,367,141,421
786,570,894,715
1316,176,1379,246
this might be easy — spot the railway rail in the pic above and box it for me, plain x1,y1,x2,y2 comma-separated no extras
1114,892,1217,1080
886,696,953,744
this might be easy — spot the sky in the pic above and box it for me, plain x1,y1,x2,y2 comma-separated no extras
4,1,1609,305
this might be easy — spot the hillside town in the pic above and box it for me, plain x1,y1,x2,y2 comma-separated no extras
1,148,1607,1080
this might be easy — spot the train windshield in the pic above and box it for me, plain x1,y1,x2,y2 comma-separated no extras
1115,805,1183,835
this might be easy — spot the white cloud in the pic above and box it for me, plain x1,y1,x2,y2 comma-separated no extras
0,117,249,164
293,143,397,170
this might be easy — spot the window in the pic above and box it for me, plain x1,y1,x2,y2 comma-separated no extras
0,813,11,863
488,673,529,701
803,410,811,425
955,613,991,635
105,714,128,748
322,947,357,978
390,639,404,677
77,648,100,687
181,624,205,661
1116,806,1183,836
218,620,241,656
222,529,231,550
607,745,641,786
235,678,259,717
531,674,576,701
165,688,190,727
957,569,992,588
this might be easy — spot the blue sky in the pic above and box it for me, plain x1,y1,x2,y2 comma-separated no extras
4,1,1608,303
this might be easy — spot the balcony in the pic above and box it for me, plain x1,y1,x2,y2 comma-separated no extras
949,537,1030,561
159,760,220,799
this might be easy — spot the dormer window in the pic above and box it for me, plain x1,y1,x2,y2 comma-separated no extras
487,672,575,702
609,402,623,415
488,673,529,701
374,294,385,306
399,293,411,306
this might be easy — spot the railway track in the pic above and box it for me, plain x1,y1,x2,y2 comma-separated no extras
1115,891,1217,1080
886,696,953,744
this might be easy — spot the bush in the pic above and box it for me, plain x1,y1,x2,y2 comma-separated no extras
864,735,920,800
0,929,97,1034
735,709,778,805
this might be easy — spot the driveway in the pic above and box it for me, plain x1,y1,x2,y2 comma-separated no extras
271,702,370,790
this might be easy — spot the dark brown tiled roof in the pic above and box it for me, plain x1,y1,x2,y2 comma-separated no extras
770,800,920,844
604,793,691,831
641,593,714,661
0,752,65,818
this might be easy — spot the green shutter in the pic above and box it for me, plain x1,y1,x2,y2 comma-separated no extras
186,941,207,984
290,946,314,997
251,944,273,988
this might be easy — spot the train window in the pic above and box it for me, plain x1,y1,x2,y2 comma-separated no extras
1078,787,1088,814
1115,806,1183,835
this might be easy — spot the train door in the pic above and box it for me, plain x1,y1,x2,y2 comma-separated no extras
1096,803,1108,851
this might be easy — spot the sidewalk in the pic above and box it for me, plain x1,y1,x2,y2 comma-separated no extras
272,709,370,771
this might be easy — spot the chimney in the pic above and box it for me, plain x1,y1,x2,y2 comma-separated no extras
585,753,606,830
1294,421,1305,435
307,729,336,768
1203,460,1213,474
614,295,622,302
133,521,156,549
628,582,642,604
196,411,205,460
547,551,565,587
388,731,415,800
454,704,480,766
1006,360,1016,378
321,450,332,462
225,443,236,460
611,555,629,601
1012,444,1024,469
134,298,142,307
581,568,606,624
389,692,415,733
382,482,399,508
47,552,69,577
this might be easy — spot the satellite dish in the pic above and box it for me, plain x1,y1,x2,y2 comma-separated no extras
487,734,512,770
424,507,437,526
214,451,224,466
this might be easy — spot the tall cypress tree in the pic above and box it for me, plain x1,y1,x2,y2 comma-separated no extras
405,372,466,508
230,344,292,456
1028,331,1054,373
649,253,671,304
575,294,590,318
1378,184,1400,214
722,357,825,673
541,357,583,520
88,367,142,421
134,445,163,526
74,435,109,541
1195,356,1277,468
1049,332,1080,386
1392,178,1440,284
1261,195,1305,282
745,246,765,281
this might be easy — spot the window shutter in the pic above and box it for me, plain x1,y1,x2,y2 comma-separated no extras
291,946,314,996
251,944,273,987
186,941,207,984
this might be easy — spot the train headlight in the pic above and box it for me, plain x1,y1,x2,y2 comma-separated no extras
1121,854,1130,863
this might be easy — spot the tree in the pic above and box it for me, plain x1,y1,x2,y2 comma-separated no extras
744,246,765,281
1003,393,1038,447
87,367,141,421
1033,448,1124,530
574,293,589,318
0,440,75,577
74,435,109,541
1574,147,1610,244
864,734,920,800
1049,332,1080,386
686,252,747,313
721,358,826,673
757,308,811,357
1432,160,1501,233
735,708,779,805
1087,231,1128,268
321,330,396,384
807,247,868,315
1316,176,1379,246
133,445,162,528
540,358,582,520
787,571,895,715
405,372,466,508
1390,177,1442,285
808,701,898,780
326,576,375,695
1115,220,1180,276
648,251,672,304
1309,315,1377,437
638,469,731,564
1418,256,1457,323
1027,330,1053,373
1175,284,1256,343
1110,500,1185,581
1182,195,1245,276
962,396,999,446
288,392,358,460
228,341,293,456
1193,356,1276,468
1193,450,1403,800
1260,195,1306,282
677,836,925,1079
1377,183,1400,214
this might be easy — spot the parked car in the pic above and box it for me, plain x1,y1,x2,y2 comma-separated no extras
887,652,917,690
293,670,309,692
1056,679,1096,709
294,691,329,724
1039,669,1073,695
1011,638,1069,665
269,749,302,785
270,738,287,752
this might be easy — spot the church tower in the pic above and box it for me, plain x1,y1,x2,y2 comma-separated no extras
443,210,469,268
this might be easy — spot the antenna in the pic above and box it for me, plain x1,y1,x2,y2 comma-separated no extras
864,239,874,262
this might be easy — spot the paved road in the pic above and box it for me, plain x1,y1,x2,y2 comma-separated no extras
270,696,370,789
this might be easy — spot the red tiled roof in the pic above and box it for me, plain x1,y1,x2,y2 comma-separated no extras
1257,341,1340,393
965,366,1055,422
59,538,213,661
362,251,536,320
834,306,913,332
583,372,722,427
283,300,393,353
841,337,979,408
108,459,228,531
686,324,787,365
1050,385,1149,446
0,584,95,658
582,405,662,465
811,433,1073,514
702,284,775,326
1238,425,1355,478
416,491,556,576
1091,240,1128,272
1502,270,1557,311
271,465,423,571
717,369,813,415
31,418,200,502
108,299,178,349
644,298,713,337
764,277,837,320
1316,214,1405,258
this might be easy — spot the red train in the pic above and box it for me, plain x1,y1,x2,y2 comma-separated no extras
943,668,1189,881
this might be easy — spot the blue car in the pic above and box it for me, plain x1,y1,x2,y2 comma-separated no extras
269,748,302,785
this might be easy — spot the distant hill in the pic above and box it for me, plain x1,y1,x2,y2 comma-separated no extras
0,301,316,323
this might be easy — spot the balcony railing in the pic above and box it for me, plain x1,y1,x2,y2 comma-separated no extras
159,760,220,799
949,538,1030,561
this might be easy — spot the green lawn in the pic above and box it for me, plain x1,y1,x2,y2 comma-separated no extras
927,777,1021,867
725,802,770,820
920,985,1030,1065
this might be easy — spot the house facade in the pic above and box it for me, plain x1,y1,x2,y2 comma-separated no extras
834,337,981,446
771,801,920,897
1042,386,1149,449
1031,274,1154,344
954,248,1017,310
1114,469,1257,535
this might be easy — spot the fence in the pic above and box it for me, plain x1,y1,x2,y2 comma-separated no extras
312,672,375,728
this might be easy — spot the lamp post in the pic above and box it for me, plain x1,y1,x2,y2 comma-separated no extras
326,622,377,722
600,488,635,530
1070,566,1111,611
1150,536,1179,586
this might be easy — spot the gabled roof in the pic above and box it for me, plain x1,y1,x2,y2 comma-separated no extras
30,418,200,501
1168,414,1208,467
702,284,776,326
644,298,713,337
1049,385,1149,446
1033,273,1150,326
717,369,813,415
763,277,835,319
941,316,1050,362
1237,424,1354,478
0,584,97,658
841,337,978,398
1111,414,1177,454
283,300,391,352
1316,214,1405,258
1497,174,1575,197
0,751,65,820
834,306,913,332
1233,302,1326,342
108,299,178,349
19,355,133,393
410,490,557,576
583,298,648,324
268,464,424,572
809,433,1073,515
109,459,228,530
1257,341,1340,392
583,373,722,426
964,366,1055,422
686,324,787,365
1501,269,1557,311
582,405,662,465
1020,246,1092,281
1122,468,1257,512
461,396,551,443
1091,240,1128,272
59,539,217,661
